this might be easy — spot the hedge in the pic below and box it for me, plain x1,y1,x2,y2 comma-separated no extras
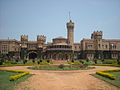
0,69,29,81
0,62,50,67
93,64,120,67
68,62,82,65
96,69,120,80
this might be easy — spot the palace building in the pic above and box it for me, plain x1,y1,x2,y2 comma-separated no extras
0,20,120,60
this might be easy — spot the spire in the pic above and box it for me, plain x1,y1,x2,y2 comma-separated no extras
69,11,71,21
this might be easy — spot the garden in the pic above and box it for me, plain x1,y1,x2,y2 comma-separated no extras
28,64,95,70
92,69,120,88
0,54,120,90
0,69,31,90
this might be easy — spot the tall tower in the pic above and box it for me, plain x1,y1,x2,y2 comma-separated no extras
37,35,46,48
67,20,74,48
20,35,28,48
91,31,103,50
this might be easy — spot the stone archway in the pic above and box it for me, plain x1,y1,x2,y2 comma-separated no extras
29,52,37,59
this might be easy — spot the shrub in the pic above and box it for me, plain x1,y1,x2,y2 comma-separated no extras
71,60,74,63
103,60,117,64
11,60,17,64
96,71,115,80
9,71,29,81
101,69,120,72
40,59,42,62
117,59,120,65
58,64,65,69
47,60,50,63
0,58,4,65
40,62,49,65
79,64,88,68
15,59,19,63
94,59,97,64
79,60,84,64
37,61,40,64
23,60,27,64
32,59,35,63
72,62,82,65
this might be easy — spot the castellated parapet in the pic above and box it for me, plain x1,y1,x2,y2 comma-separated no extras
67,20,74,28
91,31,103,39
37,35,46,44
21,35,28,42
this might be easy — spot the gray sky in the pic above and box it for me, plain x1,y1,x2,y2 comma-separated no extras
0,0,120,43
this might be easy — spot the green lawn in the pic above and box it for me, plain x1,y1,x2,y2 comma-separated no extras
108,72,120,79
0,71,32,90
92,72,120,88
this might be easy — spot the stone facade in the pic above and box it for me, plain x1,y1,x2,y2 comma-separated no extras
81,31,120,60
0,20,120,60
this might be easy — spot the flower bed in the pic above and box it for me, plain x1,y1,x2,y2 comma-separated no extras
0,69,29,81
96,69,120,80
28,64,94,70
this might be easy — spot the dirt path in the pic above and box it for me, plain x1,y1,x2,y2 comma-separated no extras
0,66,120,90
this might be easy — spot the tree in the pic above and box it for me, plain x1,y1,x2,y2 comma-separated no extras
0,58,4,65
117,53,120,65
86,57,89,62
23,60,27,64
94,59,97,64
32,59,35,63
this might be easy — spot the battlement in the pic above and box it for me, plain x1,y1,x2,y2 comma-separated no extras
21,35,28,41
67,20,74,28
37,35,46,43
91,31,103,39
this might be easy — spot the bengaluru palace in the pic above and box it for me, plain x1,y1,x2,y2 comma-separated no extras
0,20,120,61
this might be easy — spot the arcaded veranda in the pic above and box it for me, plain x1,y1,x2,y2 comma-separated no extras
1,66,120,90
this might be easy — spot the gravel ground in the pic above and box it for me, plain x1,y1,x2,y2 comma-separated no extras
0,66,120,90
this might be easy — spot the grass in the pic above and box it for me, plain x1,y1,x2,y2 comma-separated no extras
0,71,32,90
28,65,95,70
108,72,120,79
92,72,120,88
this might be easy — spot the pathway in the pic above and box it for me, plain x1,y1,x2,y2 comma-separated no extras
0,66,120,90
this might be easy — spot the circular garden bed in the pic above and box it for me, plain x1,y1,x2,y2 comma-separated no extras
28,64,95,70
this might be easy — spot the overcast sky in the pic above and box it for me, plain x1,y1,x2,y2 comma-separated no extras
0,0,120,43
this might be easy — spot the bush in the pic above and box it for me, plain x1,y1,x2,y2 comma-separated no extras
40,62,49,65
15,59,19,63
37,61,40,64
79,64,87,68
0,58,4,65
11,62,17,64
72,62,82,65
58,64,65,69
71,60,74,63
40,59,42,62
23,60,27,64
117,59,120,65
79,60,84,64
47,60,50,63
103,60,117,64
96,71,115,80
94,59,97,64
32,59,35,63
9,71,29,81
